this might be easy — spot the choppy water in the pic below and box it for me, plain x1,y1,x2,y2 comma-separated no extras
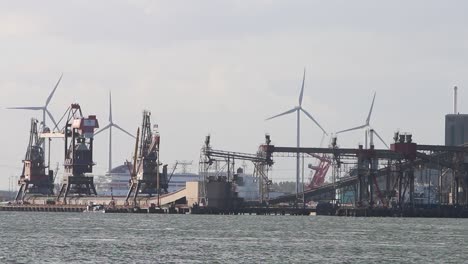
1,212,467,263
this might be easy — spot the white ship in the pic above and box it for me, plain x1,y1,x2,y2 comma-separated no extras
95,162,200,196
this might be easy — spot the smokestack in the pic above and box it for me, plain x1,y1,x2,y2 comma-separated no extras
454,86,458,114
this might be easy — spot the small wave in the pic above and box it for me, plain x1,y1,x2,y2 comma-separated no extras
80,238,117,242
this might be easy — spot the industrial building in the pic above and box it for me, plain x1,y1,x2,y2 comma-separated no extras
445,114,468,146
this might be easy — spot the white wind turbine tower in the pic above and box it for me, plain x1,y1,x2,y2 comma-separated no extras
336,92,389,148
266,69,328,198
94,91,135,173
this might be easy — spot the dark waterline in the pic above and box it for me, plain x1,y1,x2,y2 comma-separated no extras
1,212,467,263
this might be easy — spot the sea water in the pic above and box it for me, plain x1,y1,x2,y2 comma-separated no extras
0,212,467,263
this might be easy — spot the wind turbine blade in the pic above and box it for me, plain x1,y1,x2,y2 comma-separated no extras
46,73,63,107
372,129,389,148
366,92,376,125
6,106,43,110
109,91,113,123
114,124,136,139
94,123,112,136
300,108,328,135
45,109,59,129
265,107,297,121
298,68,306,106
336,124,367,134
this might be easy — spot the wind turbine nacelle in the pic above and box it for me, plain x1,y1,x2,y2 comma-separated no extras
72,115,99,138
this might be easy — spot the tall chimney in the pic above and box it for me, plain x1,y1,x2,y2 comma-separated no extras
454,86,458,114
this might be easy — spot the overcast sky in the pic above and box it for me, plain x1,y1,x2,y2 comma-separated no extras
1,0,467,190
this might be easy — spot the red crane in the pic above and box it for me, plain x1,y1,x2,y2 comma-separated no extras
307,153,332,189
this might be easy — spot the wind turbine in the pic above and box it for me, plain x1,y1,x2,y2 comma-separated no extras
7,74,63,130
94,91,135,173
336,92,389,148
266,69,327,198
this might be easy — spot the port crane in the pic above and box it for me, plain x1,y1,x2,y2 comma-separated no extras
15,118,54,201
126,110,168,206
56,104,100,203
308,153,332,189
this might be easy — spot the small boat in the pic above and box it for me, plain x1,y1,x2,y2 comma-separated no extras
83,204,105,213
